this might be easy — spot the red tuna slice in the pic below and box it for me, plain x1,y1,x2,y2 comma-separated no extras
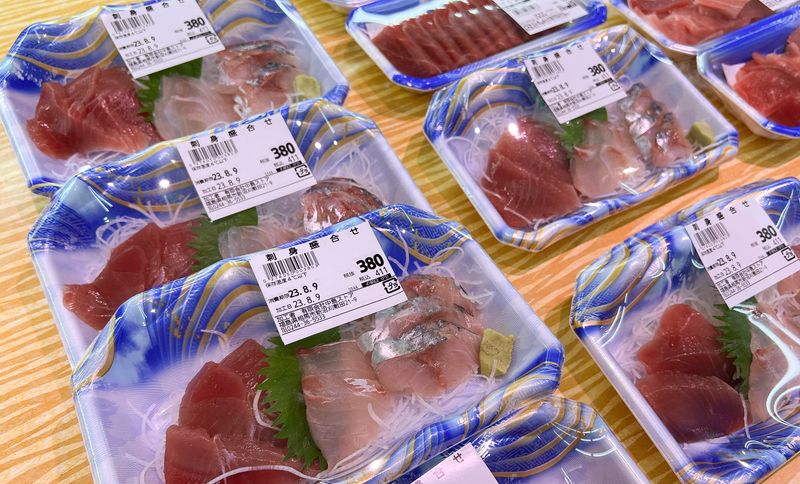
164,425,224,484
696,0,750,19
372,24,440,78
431,7,483,64
27,66,160,159
472,0,528,45
298,340,393,466
482,118,581,228
300,177,383,234
736,64,800,127
374,321,482,398
637,304,736,385
62,221,197,330
464,0,515,52
214,434,306,484
636,371,744,443
402,17,453,73
789,27,800,48
629,0,691,15
178,362,256,436
416,10,462,70
447,0,498,58
220,339,268,395
637,2,769,46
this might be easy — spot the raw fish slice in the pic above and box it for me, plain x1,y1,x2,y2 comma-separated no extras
571,118,646,198
27,66,160,159
630,1,770,45
696,0,749,19
179,398,257,437
402,274,479,320
214,434,305,484
470,0,528,46
735,43,800,127
298,340,393,465
181,362,249,406
62,221,197,330
164,425,224,484
431,7,482,64
616,83,692,168
637,304,736,384
789,27,800,47
300,177,384,233
417,11,462,70
482,117,581,227
153,76,239,140
402,18,453,73
372,25,440,78
448,0,497,57
218,224,303,259
373,321,482,398
235,65,301,116
209,40,298,87
636,371,744,443
465,0,515,51
220,339,267,394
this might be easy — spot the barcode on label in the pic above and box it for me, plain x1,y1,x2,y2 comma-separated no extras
528,60,565,80
187,140,238,163
109,13,154,34
694,223,731,248
263,252,319,280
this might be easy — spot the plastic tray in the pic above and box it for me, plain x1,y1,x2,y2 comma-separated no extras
0,0,349,196
424,25,738,252
71,204,565,483
698,6,800,140
571,177,800,482
345,0,606,91
28,99,430,366
396,395,648,483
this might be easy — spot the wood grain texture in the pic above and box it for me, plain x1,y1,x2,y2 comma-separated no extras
0,1,798,483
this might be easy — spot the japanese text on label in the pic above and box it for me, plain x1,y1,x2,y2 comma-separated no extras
177,114,316,221
685,197,800,307
493,0,587,36
250,222,408,344
101,0,224,78
525,40,626,123
413,443,498,484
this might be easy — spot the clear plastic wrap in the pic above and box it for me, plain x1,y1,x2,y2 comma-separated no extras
27,99,430,366
424,25,738,252
345,0,607,91
395,395,647,483
609,0,791,56
698,6,800,139
0,0,348,196
70,204,565,483
571,177,800,482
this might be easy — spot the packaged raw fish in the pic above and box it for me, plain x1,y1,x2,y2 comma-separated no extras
0,0,348,196
571,177,800,482
424,26,738,252
610,0,790,56
70,205,565,483
28,99,429,366
346,0,607,91
698,6,800,139
395,396,647,483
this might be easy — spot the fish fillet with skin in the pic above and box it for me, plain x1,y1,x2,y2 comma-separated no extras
298,340,393,466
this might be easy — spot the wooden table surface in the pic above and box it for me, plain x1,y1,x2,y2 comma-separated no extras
2,1,800,482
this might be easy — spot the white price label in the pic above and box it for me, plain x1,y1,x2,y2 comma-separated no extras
685,197,800,308
413,443,498,484
177,114,316,221
493,0,587,36
525,41,626,124
250,222,408,345
101,0,224,78
759,0,798,11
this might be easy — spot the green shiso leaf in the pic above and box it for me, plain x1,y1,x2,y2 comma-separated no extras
714,298,755,395
188,207,259,272
136,58,203,122
559,107,608,155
